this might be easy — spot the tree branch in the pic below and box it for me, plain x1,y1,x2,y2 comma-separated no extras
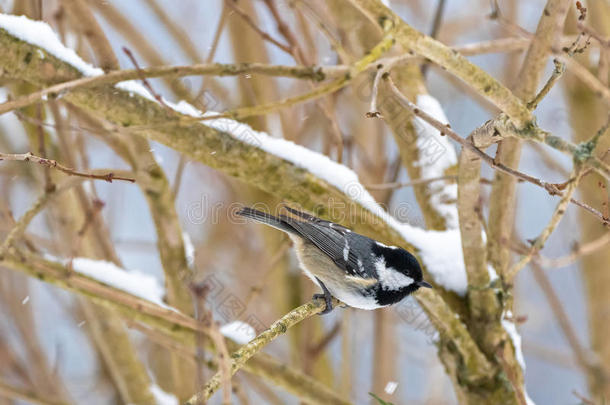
0,250,351,405
185,298,345,405
0,152,135,183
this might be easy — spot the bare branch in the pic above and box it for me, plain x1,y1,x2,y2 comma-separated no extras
0,152,136,183
185,298,345,405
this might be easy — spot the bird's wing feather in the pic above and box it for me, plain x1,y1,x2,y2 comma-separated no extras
284,217,373,279
283,206,352,233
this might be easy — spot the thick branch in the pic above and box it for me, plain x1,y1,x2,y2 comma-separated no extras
347,0,533,127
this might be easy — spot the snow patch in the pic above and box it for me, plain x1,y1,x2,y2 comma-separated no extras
412,95,458,229
150,384,178,405
502,310,525,370
412,228,467,295
182,232,195,267
59,257,169,309
487,264,499,283
502,311,535,404
220,321,257,344
0,14,103,77
116,80,158,103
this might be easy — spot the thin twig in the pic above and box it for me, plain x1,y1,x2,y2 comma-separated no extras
0,63,336,117
190,283,232,405
0,379,67,405
366,64,386,118
225,0,293,56
364,175,456,190
0,193,49,259
496,345,527,405
383,77,610,227
577,22,610,48
527,59,565,110
366,54,417,119
422,0,446,76
0,249,350,405
506,167,584,280
184,298,340,404
122,47,174,112
572,390,596,405
133,23,397,128
538,231,610,268
0,152,135,183
531,261,607,382
195,2,228,102
308,321,341,358
262,0,307,63
0,36,559,117
36,104,54,192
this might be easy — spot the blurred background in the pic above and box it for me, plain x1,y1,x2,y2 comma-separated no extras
0,0,608,404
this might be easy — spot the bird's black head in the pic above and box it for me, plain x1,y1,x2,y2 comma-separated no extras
370,243,432,305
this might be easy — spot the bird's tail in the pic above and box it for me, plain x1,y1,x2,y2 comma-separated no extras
237,207,296,234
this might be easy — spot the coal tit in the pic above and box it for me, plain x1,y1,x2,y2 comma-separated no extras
238,206,432,314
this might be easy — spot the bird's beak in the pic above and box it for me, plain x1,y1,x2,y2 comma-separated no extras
418,280,433,288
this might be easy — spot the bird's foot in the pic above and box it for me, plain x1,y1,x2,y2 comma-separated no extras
313,278,334,315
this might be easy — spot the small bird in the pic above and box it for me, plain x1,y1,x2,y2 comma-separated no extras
237,206,432,314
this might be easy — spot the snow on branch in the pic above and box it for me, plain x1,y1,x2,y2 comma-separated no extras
62,257,169,309
412,95,459,229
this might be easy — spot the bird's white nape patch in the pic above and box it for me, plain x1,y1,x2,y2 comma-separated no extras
343,239,349,261
374,241,398,250
373,256,414,290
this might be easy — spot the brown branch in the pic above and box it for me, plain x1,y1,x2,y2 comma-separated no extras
538,231,610,268
0,63,336,117
531,261,609,387
496,344,527,405
185,298,343,405
262,0,308,63
143,0,202,63
224,0,293,56
0,379,67,405
364,175,457,190
0,152,135,183
0,249,351,404
60,0,118,71
384,77,610,227
307,321,342,359
122,47,173,112
577,22,610,48
506,167,584,280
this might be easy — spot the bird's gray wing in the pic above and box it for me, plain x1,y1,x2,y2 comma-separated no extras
284,217,373,280
282,206,352,233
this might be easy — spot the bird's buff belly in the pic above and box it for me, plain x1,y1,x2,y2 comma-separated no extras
290,237,383,310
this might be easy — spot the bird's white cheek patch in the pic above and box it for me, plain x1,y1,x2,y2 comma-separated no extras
374,257,414,290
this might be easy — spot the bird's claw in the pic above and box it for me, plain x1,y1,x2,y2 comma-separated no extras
312,293,333,315
313,277,334,315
